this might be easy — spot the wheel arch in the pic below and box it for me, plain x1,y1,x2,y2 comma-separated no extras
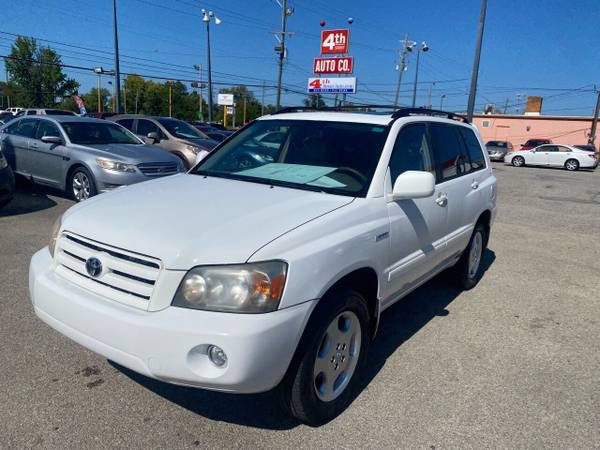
475,209,492,247
64,162,94,192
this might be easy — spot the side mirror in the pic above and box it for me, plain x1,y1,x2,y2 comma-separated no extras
147,131,160,143
392,171,435,200
41,135,63,145
195,149,210,165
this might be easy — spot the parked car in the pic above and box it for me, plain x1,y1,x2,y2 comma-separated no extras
0,116,184,202
0,147,15,208
505,144,597,171
189,121,234,142
485,140,513,161
15,108,77,118
29,108,496,426
520,138,552,150
111,115,219,168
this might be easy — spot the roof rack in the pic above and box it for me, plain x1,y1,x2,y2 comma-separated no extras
271,105,468,123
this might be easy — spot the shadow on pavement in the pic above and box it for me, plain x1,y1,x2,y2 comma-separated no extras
0,178,58,217
112,249,496,430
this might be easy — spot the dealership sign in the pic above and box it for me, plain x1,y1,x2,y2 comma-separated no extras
308,77,356,94
320,29,349,54
217,93,234,106
313,56,353,74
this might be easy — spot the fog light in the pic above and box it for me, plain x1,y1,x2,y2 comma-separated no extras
207,345,227,367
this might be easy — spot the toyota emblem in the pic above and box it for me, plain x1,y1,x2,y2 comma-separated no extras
85,257,103,278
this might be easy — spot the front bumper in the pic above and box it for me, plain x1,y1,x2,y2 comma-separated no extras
487,153,506,161
29,248,314,393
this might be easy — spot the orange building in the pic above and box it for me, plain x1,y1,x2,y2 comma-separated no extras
472,114,595,148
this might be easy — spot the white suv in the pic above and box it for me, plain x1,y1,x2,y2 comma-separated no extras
29,108,496,426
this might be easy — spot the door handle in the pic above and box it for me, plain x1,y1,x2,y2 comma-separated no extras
435,192,448,207
471,181,479,189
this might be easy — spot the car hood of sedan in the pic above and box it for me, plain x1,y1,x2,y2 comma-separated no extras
61,174,354,269
76,143,177,163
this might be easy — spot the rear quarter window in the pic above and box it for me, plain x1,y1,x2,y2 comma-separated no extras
458,127,486,171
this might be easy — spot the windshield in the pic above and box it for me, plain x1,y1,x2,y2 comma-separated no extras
158,118,206,140
62,121,142,145
191,119,390,197
487,141,506,148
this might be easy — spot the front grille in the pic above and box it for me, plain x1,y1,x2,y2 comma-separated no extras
55,233,161,309
137,162,179,177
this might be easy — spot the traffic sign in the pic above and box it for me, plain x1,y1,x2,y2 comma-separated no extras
218,93,234,106
320,29,349,54
313,56,353,74
308,77,356,94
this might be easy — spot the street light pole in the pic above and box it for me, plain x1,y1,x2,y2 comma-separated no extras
588,86,600,147
202,10,220,122
466,0,487,122
97,73,102,113
275,0,290,111
112,0,122,113
411,42,428,108
440,94,446,110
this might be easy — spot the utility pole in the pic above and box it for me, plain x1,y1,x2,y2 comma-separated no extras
168,81,173,117
466,0,487,122
261,81,265,116
123,78,127,113
243,97,247,124
427,82,435,109
193,64,204,121
113,0,122,113
394,34,412,108
274,0,293,111
503,97,509,114
440,94,446,110
411,42,428,107
97,73,102,113
588,86,600,147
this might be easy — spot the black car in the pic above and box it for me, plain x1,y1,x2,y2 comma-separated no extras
0,148,15,208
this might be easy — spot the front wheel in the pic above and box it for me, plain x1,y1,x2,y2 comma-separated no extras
512,155,525,167
69,167,97,202
279,288,370,426
564,159,579,171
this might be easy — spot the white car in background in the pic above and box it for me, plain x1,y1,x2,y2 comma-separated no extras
505,144,597,171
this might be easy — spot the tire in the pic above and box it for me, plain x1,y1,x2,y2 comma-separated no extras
69,167,97,202
278,288,370,426
452,223,487,290
564,159,579,171
512,156,525,167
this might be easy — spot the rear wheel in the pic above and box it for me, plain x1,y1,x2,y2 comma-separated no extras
452,223,487,290
512,155,525,167
564,159,579,171
69,167,97,202
279,288,370,426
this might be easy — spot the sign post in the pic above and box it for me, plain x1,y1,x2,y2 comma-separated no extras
218,94,234,128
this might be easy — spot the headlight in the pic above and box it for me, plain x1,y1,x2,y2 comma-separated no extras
96,158,137,173
172,261,287,313
49,214,63,257
186,145,201,154
0,152,7,169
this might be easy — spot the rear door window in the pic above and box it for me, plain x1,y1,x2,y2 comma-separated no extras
458,127,486,171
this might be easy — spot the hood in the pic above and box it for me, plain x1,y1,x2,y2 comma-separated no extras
186,138,219,150
75,143,178,163
62,174,354,269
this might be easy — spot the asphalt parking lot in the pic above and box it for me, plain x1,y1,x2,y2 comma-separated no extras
1,164,599,449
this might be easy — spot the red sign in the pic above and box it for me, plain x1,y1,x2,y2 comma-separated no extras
320,29,349,54
313,56,353,74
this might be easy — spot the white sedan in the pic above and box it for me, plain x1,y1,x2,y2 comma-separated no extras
505,144,598,171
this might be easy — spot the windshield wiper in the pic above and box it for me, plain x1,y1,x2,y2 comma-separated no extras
191,170,326,193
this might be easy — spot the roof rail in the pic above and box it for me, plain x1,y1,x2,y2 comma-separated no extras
390,107,468,123
270,105,468,123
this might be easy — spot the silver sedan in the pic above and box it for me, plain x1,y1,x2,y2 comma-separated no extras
0,116,184,201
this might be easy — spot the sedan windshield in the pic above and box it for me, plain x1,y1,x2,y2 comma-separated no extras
191,119,390,197
62,122,142,145
158,118,206,139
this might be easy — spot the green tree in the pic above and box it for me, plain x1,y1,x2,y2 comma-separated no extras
5,36,79,107
303,94,326,109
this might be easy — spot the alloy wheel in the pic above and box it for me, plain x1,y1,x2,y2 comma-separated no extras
313,311,362,402
468,231,483,279
72,172,91,201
